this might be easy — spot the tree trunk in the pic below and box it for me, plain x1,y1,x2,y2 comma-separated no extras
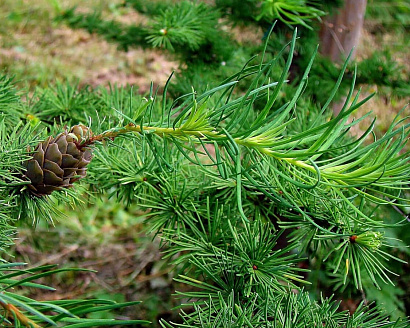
320,0,367,115
320,0,367,63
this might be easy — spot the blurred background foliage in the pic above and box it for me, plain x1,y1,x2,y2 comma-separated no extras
0,0,409,325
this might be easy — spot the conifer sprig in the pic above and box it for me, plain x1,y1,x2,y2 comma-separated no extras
90,61,408,225
0,24,408,326
69,32,408,301
0,263,149,327
146,1,219,52
75,31,409,299
160,290,409,327
257,0,326,29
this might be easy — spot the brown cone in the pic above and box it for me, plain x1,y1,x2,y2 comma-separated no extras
24,125,93,196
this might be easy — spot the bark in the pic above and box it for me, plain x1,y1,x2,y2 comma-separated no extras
320,0,368,62
320,0,367,115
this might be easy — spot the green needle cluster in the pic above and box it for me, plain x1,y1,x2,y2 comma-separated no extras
0,28,408,327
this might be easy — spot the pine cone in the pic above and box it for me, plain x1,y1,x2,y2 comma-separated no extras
24,125,93,196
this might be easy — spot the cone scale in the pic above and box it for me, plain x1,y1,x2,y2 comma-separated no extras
24,125,93,196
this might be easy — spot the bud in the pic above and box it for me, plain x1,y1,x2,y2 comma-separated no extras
354,231,383,250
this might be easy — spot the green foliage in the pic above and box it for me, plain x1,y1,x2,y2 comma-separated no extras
0,263,149,327
0,119,42,248
160,291,409,327
0,75,24,130
57,7,147,51
215,0,261,23
123,0,173,17
29,81,101,124
146,2,218,51
55,1,408,105
0,1,409,326
214,0,336,27
58,2,234,65
3,26,409,325
147,1,234,64
364,282,406,320
257,0,325,29
356,50,409,97
266,28,409,104
366,0,410,29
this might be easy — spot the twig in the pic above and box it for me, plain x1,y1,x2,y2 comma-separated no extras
0,301,41,328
